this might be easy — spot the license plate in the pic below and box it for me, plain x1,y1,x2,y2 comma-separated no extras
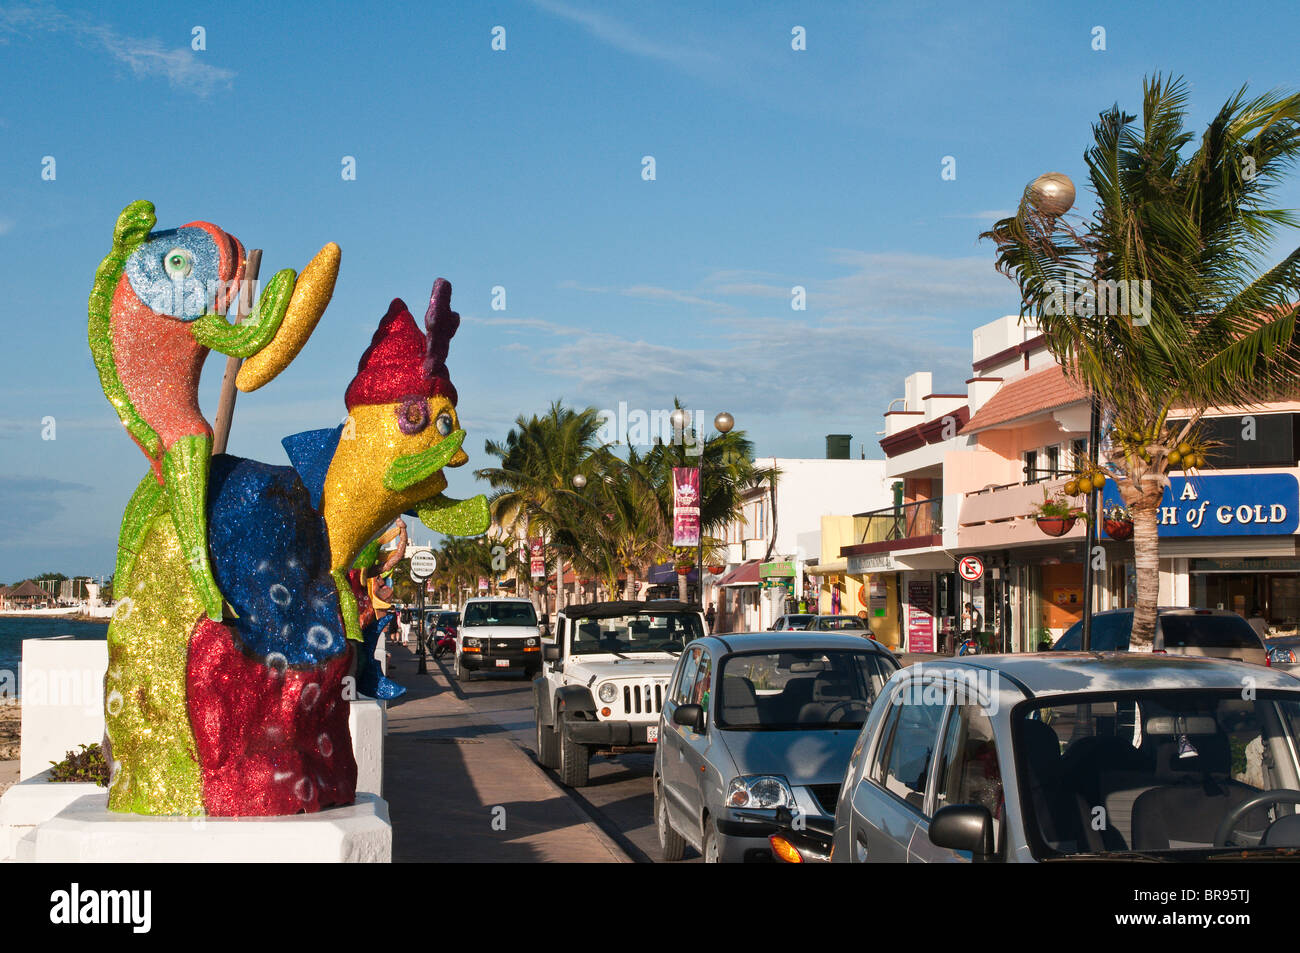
495,659,510,667
646,725,658,743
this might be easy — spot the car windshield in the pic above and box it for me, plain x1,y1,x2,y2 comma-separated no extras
568,612,703,655
1160,615,1262,649
462,602,537,627
817,617,866,631
783,615,815,628
1016,690,1300,859
715,649,892,730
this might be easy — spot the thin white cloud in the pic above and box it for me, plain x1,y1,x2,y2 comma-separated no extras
0,4,234,95
944,209,1016,221
528,0,721,73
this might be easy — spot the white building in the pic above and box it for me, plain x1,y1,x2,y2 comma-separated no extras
714,456,893,632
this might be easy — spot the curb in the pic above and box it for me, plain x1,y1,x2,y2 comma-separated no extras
423,665,632,863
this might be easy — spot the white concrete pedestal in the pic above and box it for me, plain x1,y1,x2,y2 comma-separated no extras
17,792,390,863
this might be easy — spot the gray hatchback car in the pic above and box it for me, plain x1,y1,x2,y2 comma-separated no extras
654,632,899,862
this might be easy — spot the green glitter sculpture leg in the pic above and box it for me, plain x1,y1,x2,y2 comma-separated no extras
162,434,223,621
105,509,205,815
115,471,164,590
334,568,364,643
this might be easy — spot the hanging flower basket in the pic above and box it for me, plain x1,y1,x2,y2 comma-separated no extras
1103,518,1134,540
1031,490,1084,538
1036,516,1077,537
675,563,693,575
707,564,725,575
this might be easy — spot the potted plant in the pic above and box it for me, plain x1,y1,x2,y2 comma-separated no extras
1031,492,1083,537
1101,503,1134,540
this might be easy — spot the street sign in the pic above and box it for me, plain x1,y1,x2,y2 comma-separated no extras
957,556,984,582
410,550,437,581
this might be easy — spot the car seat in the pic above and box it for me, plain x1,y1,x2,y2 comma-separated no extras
1130,734,1264,850
719,675,761,726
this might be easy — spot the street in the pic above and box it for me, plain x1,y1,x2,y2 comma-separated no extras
427,653,701,864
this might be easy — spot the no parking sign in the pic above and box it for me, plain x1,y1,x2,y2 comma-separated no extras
957,556,984,582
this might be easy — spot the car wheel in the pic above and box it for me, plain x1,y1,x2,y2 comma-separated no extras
655,777,685,862
558,715,590,787
454,653,470,682
535,698,560,769
703,823,720,863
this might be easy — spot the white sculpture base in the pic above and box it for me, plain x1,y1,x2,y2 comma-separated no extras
11,792,390,863
0,769,101,860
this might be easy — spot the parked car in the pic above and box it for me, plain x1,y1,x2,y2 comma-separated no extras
533,600,706,787
833,653,1300,862
812,615,872,633
454,597,544,681
770,614,817,631
655,632,900,863
1051,607,1268,665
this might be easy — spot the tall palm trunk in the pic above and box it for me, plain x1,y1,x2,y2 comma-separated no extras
677,567,689,602
1128,484,1163,648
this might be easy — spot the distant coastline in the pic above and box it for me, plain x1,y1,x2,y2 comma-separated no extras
0,607,113,622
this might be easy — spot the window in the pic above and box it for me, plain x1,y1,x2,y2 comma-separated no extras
1045,445,1060,478
935,703,1004,852
1070,439,1087,469
717,650,886,729
873,682,948,811
1023,449,1039,484
674,647,702,704
691,651,713,721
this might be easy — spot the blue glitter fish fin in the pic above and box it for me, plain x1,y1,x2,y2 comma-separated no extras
282,425,343,510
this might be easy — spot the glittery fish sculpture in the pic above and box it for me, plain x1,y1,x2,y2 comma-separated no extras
89,200,339,623
102,277,488,815
282,278,492,645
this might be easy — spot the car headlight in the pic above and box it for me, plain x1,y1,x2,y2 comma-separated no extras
1269,646,1296,665
526,637,537,646
462,637,481,648
598,682,618,704
726,775,795,809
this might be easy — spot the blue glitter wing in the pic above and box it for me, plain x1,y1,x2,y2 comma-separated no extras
207,455,348,667
282,425,343,511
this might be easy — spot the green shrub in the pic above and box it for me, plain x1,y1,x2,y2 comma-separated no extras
49,743,110,786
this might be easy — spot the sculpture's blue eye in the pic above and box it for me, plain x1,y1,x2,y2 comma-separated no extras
435,413,453,436
163,248,193,279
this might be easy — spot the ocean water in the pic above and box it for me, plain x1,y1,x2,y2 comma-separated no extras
0,617,109,694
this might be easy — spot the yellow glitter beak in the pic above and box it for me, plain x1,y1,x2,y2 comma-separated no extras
236,242,341,392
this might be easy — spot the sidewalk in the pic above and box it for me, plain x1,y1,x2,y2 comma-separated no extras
381,643,629,863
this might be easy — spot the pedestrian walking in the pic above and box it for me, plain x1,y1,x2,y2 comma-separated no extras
705,603,716,633
398,608,411,645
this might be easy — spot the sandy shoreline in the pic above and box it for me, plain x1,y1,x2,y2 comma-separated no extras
0,703,18,796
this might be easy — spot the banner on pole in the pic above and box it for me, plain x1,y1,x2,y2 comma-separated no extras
672,467,701,547
530,538,546,579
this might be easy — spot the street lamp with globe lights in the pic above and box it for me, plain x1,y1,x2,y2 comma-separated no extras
670,409,737,608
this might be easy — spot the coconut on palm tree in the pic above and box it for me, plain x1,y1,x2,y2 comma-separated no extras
983,75,1300,645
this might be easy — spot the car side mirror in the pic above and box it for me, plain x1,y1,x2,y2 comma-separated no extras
543,644,561,662
673,703,704,732
929,804,995,862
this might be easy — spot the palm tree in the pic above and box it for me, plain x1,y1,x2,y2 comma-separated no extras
982,75,1300,645
475,402,610,613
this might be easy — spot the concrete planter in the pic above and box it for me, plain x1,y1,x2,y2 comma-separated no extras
0,768,105,860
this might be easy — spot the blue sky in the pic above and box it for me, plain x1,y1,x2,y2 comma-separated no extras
3,0,1300,581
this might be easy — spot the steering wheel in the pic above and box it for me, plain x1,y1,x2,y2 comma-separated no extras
824,700,869,724
1213,790,1300,847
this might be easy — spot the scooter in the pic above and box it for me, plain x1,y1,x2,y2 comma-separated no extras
432,624,457,659
737,805,834,863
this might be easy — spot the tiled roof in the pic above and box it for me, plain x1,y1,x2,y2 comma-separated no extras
961,364,1088,434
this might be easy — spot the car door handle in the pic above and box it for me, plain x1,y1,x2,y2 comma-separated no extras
855,833,869,863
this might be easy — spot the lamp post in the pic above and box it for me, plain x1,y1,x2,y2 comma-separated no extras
671,409,735,608
1027,171,1097,652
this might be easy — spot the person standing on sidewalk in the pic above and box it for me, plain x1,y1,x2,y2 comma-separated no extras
705,603,716,633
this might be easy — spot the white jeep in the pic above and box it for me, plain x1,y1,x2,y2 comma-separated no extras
533,600,706,787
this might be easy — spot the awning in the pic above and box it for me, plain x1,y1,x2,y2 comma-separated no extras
807,558,848,575
717,561,761,587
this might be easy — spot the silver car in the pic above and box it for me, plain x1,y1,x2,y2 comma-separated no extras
834,653,1300,862
654,632,899,863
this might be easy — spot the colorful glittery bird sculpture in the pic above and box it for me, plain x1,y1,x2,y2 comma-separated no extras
89,200,339,623
98,265,489,816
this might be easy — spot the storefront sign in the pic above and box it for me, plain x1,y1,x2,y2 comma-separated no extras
848,554,900,574
907,581,935,653
1102,473,1299,536
759,561,795,578
530,538,546,579
1189,557,1300,573
869,578,888,617
672,467,701,546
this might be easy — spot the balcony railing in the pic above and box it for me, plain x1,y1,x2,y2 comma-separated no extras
854,498,942,545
